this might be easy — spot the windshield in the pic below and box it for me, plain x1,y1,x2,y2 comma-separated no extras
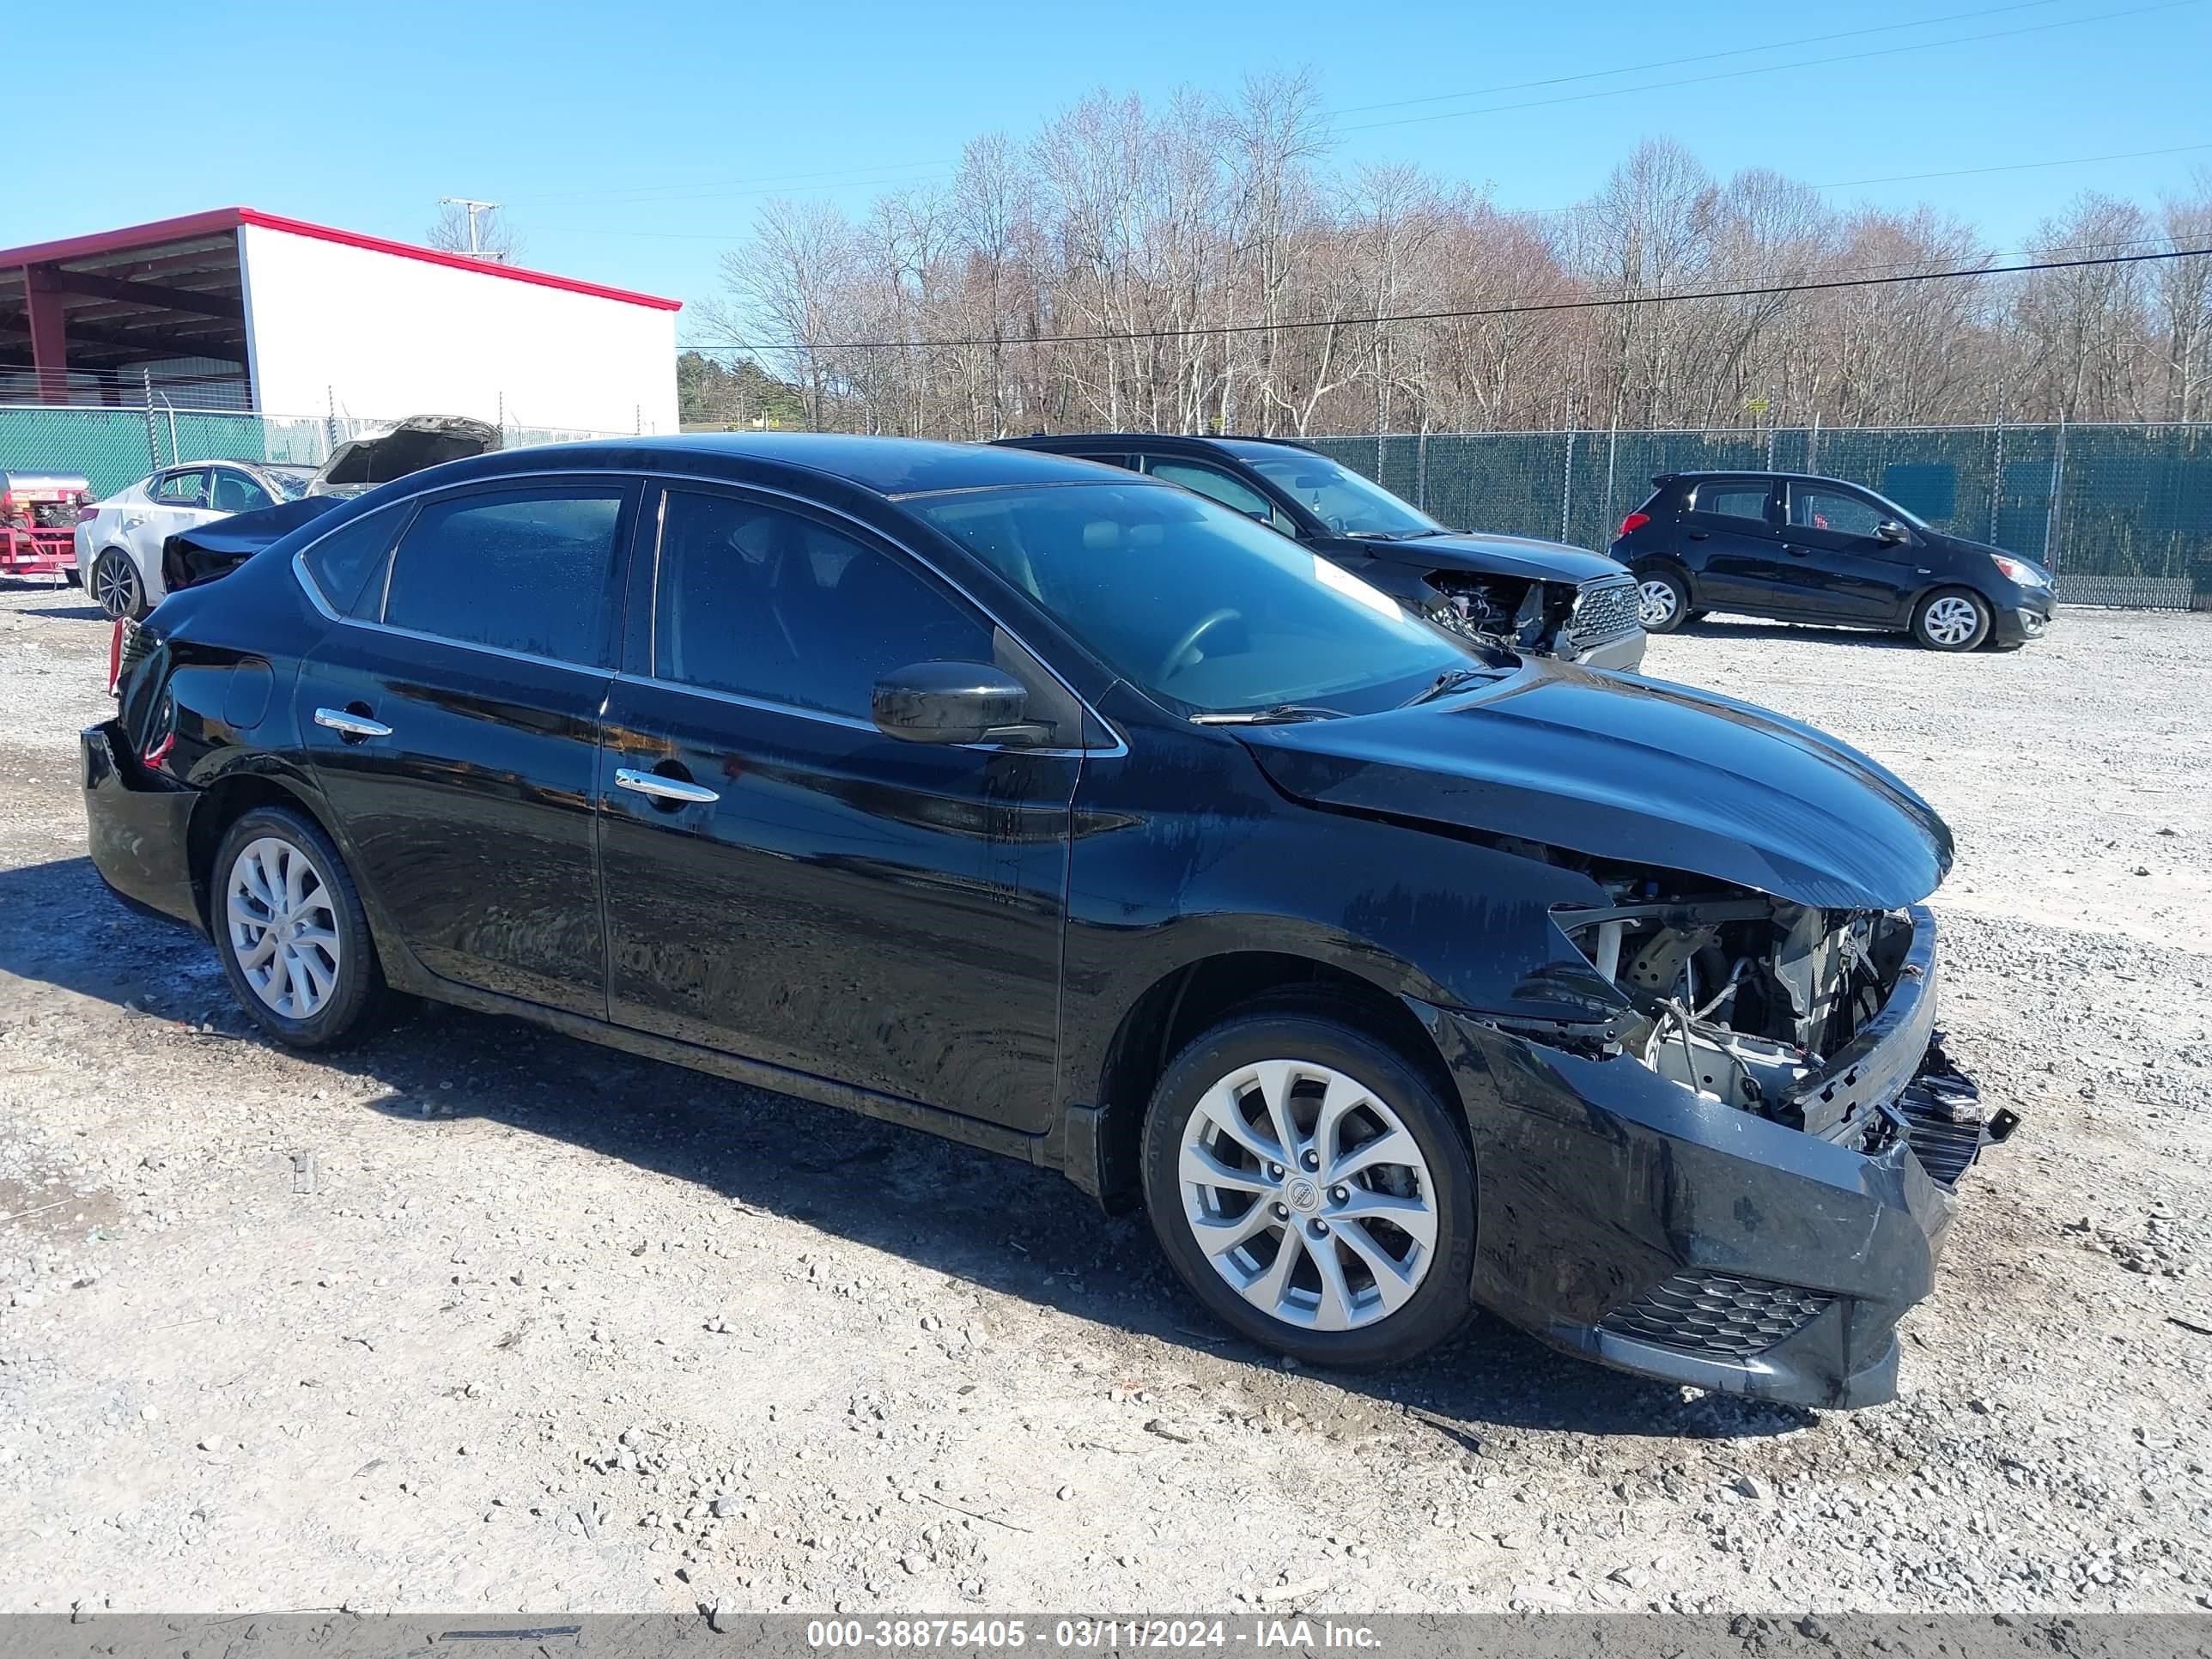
1239,450,1443,539
907,482,1475,716
265,467,317,502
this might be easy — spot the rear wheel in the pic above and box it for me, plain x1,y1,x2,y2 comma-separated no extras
1911,587,1990,651
1636,568,1691,633
1140,1002,1476,1369
91,550,145,621
212,805,386,1048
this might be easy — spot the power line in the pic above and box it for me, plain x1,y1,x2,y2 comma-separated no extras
509,159,954,210
1337,0,2203,133
685,245,2211,355
1812,141,2212,190
1326,0,2069,117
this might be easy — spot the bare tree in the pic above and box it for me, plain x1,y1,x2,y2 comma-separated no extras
698,87,2209,441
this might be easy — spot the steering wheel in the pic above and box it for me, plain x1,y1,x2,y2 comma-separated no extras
1158,608,1243,684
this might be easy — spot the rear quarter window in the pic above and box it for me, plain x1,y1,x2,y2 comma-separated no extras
300,503,410,617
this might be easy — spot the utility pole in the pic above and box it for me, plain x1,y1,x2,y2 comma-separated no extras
440,198,502,259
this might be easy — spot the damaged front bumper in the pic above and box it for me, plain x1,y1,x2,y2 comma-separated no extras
1419,905,2014,1408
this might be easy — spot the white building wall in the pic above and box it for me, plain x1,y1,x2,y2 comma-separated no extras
237,223,678,434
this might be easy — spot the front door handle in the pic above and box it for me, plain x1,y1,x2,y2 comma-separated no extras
614,768,720,806
1783,544,1811,556
313,707,392,739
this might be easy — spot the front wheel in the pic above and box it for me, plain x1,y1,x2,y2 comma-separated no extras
1140,1004,1477,1369
91,550,146,621
1636,568,1691,633
1911,587,1991,651
212,805,387,1048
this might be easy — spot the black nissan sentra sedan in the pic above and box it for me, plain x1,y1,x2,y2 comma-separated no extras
82,434,2013,1407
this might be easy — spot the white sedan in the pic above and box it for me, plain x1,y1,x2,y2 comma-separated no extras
75,460,317,620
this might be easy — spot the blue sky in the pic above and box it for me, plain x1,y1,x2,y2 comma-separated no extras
12,0,2211,326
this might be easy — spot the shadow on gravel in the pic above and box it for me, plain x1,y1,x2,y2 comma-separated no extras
0,854,1813,1446
0,582,100,623
1670,617,1917,650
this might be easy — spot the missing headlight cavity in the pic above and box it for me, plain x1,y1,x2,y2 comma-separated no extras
1425,573,1574,652
1558,880,1915,1121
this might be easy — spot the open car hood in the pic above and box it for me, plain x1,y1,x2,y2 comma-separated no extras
1237,663,1952,911
1375,532,1627,586
310,413,500,496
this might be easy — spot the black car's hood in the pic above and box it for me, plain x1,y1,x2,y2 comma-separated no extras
1365,531,1627,586
1237,663,1952,910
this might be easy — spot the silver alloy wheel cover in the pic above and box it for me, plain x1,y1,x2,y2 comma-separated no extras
94,553,138,619
1177,1060,1437,1333
1637,577,1680,628
1923,594,1981,646
225,836,342,1020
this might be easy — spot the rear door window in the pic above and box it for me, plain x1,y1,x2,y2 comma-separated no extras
380,484,630,666
150,470,210,509
1687,482,1773,525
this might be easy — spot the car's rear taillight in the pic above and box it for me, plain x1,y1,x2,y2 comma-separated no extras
1619,511,1651,535
76,504,99,525
108,617,128,696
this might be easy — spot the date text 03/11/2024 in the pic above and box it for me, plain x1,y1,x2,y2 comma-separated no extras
803,1620,1383,1650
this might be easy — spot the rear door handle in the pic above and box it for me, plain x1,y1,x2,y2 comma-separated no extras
313,707,392,739
614,768,720,805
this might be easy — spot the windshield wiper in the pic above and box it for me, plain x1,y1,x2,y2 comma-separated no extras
1191,703,1350,726
1343,528,1440,542
1399,667,1493,708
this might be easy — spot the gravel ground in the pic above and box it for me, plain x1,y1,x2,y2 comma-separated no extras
0,580,2207,1618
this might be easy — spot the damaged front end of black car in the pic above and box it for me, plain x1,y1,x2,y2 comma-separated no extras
1239,672,2019,1408
1447,888,2014,1408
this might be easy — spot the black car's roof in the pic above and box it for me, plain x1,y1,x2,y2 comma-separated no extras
1003,432,1320,459
1658,470,1888,490
431,432,1141,498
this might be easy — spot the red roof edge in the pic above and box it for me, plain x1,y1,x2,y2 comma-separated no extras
237,210,683,312
0,207,682,313
0,208,249,270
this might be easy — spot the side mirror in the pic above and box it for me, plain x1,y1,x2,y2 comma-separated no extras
871,660,1030,745
1875,520,1908,545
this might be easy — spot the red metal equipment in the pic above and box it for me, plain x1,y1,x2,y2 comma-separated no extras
0,470,93,579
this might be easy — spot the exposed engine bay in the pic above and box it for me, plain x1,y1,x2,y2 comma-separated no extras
1425,572,1577,653
1559,879,1915,1125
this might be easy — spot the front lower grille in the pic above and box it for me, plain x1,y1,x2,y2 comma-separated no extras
1569,575,1640,646
1600,1270,1834,1358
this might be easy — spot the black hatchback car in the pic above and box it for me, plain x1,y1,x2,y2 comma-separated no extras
1001,433,1645,672
84,434,2011,1406
1613,471,2055,650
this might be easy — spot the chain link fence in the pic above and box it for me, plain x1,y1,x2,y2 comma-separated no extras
0,404,633,500
1310,423,2212,610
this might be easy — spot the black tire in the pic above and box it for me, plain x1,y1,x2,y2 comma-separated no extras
1685,608,1711,623
91,549,146,621
63,567,82,587
1635,566,1692,634
1910,586,1991,652
1139,1000,1477,1369
210,805,387,1049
